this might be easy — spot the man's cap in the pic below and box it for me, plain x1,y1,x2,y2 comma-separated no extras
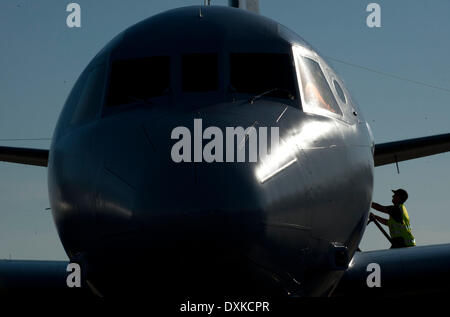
392,189,408,203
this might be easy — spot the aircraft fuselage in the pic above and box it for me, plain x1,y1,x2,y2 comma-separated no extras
47,6,374,297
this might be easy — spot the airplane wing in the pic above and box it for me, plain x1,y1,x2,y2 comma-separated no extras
374,133,450,167
0,259,92,298
333,244,450,297
0,146,48,167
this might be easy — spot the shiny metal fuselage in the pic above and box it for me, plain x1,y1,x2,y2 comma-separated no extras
47,6,374,297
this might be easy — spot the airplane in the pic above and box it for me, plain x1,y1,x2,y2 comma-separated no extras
1,1,450,301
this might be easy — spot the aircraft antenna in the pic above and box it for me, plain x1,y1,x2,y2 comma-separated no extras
327,56,450,94
229,0,260,14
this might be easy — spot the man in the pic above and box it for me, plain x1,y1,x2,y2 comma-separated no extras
370,189,416,248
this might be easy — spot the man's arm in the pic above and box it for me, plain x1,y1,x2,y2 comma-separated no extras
371,202,390,214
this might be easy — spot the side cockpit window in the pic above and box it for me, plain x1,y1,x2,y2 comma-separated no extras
106,56,170,107
230,53,298,102
293,46,342,117
71,63,106,126
333,79,347,104
298,56,342,116
55,57,107,139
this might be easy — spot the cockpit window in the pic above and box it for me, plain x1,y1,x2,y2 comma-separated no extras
230,53,297,101
182,53,218,92
298,56,342,116
333,79,347,104
106,56,170,107
71,63,106,125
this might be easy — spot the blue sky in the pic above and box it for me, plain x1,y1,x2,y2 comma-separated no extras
0,0,449,260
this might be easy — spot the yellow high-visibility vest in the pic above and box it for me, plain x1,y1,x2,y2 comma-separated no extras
388,204,416,247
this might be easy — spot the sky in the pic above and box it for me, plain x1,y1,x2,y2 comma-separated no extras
0,0,449,261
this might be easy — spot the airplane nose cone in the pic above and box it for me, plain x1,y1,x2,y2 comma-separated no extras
87,103,318,296
137,108,267,250
89,106,275,295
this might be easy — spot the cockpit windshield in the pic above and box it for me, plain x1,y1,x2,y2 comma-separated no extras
106,56,170,107
105,53,300,109
182,53,219,92
298,56,342,116
230,53,298,101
